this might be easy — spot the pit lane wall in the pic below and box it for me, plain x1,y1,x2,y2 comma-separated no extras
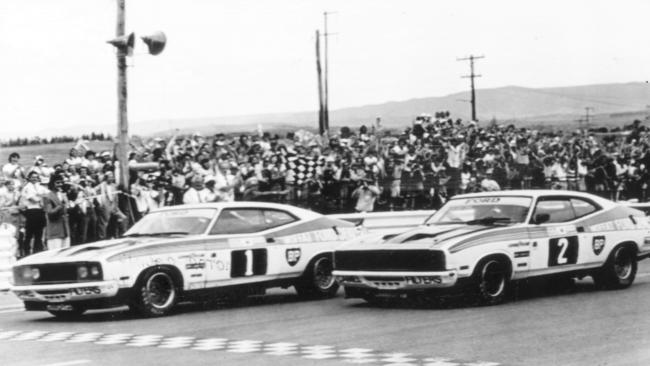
328,210,435,235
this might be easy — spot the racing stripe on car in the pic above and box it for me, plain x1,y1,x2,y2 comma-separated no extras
448,227,534,253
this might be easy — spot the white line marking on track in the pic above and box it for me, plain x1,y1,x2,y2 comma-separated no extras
37,360,91,366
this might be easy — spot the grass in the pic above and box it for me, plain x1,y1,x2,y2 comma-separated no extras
0,141,114,167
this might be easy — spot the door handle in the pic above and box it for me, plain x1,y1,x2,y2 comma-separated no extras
266,237,275,243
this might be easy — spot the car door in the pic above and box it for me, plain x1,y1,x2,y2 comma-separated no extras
204,208,272,287
528,197,583,275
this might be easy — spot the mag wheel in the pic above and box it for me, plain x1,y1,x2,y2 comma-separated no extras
295,255,339,298
473,257,509,305
593,245,637,290
132,268,179,317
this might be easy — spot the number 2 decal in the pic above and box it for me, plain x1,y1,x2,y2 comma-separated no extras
548,236,579,266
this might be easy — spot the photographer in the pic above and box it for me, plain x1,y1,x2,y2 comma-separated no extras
351,178,380,213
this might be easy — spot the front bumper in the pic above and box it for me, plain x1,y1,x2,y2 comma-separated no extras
10,280,120,303
333,270,458,290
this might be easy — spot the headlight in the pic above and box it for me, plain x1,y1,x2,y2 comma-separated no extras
22,267,33,279
90,265,100,277
77,266,89,279
31,268,40,280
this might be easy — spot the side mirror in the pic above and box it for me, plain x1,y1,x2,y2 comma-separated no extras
534,213,550,225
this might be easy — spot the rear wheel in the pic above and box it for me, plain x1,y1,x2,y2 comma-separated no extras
593,245,637,290
131,268,179,317
473,257,510,305
295,255,339,298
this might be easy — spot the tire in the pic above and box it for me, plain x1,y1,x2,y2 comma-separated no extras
48,305,86,319
295,255,339,298
131,268,179,317
473,257,510,305
593,245,637,290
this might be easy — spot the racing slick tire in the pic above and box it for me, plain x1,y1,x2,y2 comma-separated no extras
131,267,180,317
295,254,339,298
472,256,511,305
593,244,637,290
47,305,86,319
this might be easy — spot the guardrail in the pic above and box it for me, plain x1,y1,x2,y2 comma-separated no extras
329,210,435,234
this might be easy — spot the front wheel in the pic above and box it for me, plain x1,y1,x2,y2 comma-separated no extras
473,257,510,305
131,268,179,317
593,245,637,290
295,255,339,298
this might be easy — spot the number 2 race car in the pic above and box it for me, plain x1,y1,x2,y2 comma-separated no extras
11,202,359,318
333,190,650,305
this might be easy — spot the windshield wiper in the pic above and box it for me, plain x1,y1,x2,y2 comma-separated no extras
463,217,512,225
122,231,189,238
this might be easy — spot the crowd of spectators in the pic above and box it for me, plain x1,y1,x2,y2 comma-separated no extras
1,113,649,257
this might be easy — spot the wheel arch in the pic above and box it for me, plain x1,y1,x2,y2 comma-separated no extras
134,265,185,291
470,252,514,280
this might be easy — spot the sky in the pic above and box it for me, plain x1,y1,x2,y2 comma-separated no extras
0,0,649,137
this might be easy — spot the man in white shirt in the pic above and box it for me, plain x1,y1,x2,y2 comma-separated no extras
183,176,209,204
95,171,127,240
20,171,49,257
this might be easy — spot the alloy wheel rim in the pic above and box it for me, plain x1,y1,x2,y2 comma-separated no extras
314,257,335,290
146,272,175,309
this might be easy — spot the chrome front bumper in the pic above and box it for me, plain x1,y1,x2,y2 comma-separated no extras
333,270,458,290
10,281,119,303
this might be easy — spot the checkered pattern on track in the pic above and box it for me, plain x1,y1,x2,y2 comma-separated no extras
0,329,501,366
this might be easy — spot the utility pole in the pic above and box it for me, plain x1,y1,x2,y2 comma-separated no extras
315,30,325,135
322,11,336,136
457,55,484,122
584,107,594,132
115,0,129,191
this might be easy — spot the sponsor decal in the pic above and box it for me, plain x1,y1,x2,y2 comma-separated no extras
286,248,301,266
514,251,530,258
186,262,206,270
592,236,606,255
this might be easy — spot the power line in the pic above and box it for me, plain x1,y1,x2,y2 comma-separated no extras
457,55,484,122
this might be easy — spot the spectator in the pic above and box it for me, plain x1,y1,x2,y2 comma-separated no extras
43,174,70,250
19,171,48,257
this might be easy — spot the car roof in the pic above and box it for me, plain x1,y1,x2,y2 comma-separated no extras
150,201,322,220
451,190,616,208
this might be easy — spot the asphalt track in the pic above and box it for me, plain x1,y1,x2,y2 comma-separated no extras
2,262,650,366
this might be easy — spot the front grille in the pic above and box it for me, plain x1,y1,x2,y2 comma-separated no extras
334,250,445,272
13,262,102,285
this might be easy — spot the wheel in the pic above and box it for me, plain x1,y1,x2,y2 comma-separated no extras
473,257,510,305
593,245,637,290
48,305,86,319
131,268,179,317
295,255,339,298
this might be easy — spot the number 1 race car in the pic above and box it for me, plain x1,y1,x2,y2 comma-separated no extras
333,190,650,305
11,202,360,318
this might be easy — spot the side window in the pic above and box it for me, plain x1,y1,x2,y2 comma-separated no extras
210,209,267,235
570,198,598,218
263,209,297,229
533,199,576,223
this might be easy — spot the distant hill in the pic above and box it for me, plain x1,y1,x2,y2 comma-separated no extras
14,82,650,139
134,81,649,136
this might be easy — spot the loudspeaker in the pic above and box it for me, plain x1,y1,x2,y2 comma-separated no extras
141,31,167,56
107,32,135,56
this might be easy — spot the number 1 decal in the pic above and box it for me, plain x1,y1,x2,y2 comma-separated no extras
548,236,579,266
231,249,268,277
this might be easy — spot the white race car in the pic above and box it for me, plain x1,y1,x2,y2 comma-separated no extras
11,202,359,317
333,190,650,305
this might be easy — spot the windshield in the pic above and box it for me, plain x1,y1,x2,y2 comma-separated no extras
123,208,217,237
425,196,532,225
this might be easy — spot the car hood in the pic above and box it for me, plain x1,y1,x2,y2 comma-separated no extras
340,223,527,251
15,237,168,265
